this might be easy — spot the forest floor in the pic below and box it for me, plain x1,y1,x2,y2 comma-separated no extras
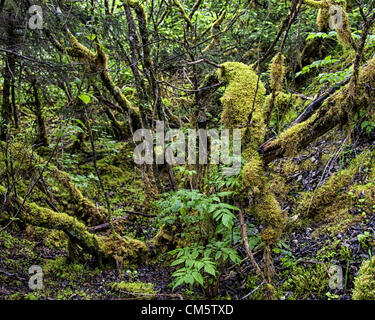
0,128,374,300
1,211,374,300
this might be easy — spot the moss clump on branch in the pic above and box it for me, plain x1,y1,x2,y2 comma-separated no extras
266,53,288,125
242,153,266,189
317,7,330,31
66,32,97,64
335,3,356,50
0,184,100,254
270,53,285,92
150,224,178,253
242,154,287,246
279,115,317,157
217,62,266,149
202,10,226,53
62,31,140,125
0,142,107,226
352,257,375,300
303,0,331,9
99,234,149,266
265,92,304,127
255,192,287,245
171,0,193,30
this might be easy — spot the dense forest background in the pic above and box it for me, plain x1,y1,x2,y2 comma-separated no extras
0,0,375,300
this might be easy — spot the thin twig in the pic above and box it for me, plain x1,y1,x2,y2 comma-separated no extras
241,281,265,300
237,203,266,282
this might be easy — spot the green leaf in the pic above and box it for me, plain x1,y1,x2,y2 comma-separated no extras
171,258,185,266
215,251,222,260
185,259,194,268
248,237,260,250
186,274,195,285
192,271,204,286
74,118,85,127
78,94,91,105
216,191,233,197
195,261,204,271
204,264,216,276
219,203,239,211
222,214,233,228
86,34,96,40
172,277,185,290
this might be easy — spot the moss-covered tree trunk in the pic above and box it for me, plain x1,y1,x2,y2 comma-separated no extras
0,185,149,265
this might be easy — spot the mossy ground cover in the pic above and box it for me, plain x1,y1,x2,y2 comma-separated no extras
1,120,375,300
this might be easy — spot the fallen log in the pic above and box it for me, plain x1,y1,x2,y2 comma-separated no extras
89,211,157,232
290,78,350,126
0,185,149,265
259,56,375,164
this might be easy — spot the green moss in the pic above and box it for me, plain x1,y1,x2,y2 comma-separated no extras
352,258,375,300
49,167,107,226
335,4,355,50
303,0,331,9
8,293,21,300
269,174,292,202
294,148,375,235
24,293,38,300
217,63,286,249
171,0,192,30
267,53,375,161
0,141,107,226
202,10,226,52
339,243,352,261
269,53,285,92
242,153,266,189
98,234,149,267
43,257,83,281
0,231,17,249
281,160,300,176
241,152,287,246
25,226,68,250
256,192,287,245
277,113,317,157
305,0,355,50
65,30,139,119
265,92,291,116
111,281,157,299
317,7,330,31
66,31,97,63
217,62,266,150
278,263,329,299
245,275,264,300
